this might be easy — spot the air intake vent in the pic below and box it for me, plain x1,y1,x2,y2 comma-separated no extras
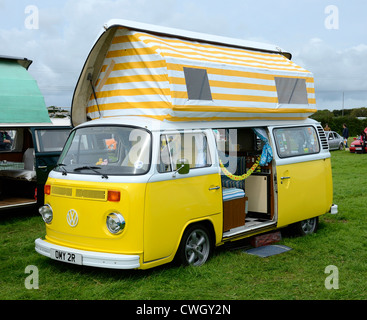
52,186,72,197
75,189,106,200
316,125,329,150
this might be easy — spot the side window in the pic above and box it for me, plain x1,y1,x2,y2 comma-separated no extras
35,129,70,152
158,132,211,173
273,126,320,158
0,130,18,152
158,135,172,173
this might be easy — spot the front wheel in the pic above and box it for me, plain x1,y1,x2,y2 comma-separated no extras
177,224,212,266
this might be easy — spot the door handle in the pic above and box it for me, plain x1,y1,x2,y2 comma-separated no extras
209,186,220,191
281,176,290,180
37,165,48,169
280,176,290,184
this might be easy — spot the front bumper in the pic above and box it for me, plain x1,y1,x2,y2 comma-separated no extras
35,238,140,269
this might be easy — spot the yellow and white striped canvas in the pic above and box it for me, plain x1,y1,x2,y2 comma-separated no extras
86,27,316,122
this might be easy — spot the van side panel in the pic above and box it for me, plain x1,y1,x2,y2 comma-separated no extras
276,158,333,228
143,173,222,263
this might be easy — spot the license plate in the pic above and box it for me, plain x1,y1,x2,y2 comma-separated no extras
356,147,362,150
51,249,83,265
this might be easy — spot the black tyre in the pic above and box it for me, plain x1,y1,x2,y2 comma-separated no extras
291,217,319,236
177,224,212,266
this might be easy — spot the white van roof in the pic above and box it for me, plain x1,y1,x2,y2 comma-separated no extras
76,115,318,132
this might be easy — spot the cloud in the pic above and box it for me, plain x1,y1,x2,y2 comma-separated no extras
1,0,367,111
292,37,367,109
0,0,183,107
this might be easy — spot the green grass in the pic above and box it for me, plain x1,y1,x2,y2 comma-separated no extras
1,150,367,300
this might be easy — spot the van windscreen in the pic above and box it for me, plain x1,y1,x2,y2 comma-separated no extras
56,126,151,176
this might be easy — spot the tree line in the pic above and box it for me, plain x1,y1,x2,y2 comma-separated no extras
311,107,367,137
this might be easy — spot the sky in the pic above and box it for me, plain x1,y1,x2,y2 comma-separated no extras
1,0,367,111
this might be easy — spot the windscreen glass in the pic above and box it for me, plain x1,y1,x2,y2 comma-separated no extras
56,126,151,176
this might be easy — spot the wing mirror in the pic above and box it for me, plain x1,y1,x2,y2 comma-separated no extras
173,159,190,177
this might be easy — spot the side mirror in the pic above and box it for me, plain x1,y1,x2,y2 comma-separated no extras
173,159,190,177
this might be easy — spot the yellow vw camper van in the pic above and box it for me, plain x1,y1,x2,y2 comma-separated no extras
35,20,336,269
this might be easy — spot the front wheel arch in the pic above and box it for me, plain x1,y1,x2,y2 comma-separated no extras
175,221,215,267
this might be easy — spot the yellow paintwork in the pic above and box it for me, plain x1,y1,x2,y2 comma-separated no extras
276,158,333,227
143,173,222,264
44,177,146,259
43,173,223,269
41,155,333,270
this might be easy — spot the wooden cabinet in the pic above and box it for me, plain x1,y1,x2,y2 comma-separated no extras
223,196,247,232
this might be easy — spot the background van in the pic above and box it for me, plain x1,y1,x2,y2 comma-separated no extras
0,55,71,211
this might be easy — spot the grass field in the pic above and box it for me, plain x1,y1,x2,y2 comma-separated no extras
1,150,367,301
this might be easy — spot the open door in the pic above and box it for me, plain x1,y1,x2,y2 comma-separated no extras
32,126,71,205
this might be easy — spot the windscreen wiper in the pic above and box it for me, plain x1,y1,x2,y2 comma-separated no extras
55,163,67,176
73,166,108,179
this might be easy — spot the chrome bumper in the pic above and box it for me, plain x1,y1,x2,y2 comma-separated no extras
35,238,140,269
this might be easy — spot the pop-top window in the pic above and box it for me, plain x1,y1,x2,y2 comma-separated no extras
183,67,212,100
273,126,320,158
274,77,308,104
57,126,151,176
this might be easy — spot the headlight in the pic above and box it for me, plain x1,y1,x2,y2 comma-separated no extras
106,213,125,234
39,204,53,224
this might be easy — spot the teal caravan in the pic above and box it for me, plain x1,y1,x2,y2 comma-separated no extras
0,55,71,211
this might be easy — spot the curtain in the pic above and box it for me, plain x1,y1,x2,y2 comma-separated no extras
253,128,273,166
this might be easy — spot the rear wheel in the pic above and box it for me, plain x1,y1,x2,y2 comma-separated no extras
177,224,212,266
292,217,319,236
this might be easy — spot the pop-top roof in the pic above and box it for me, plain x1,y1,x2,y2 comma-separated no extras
71,19,316,126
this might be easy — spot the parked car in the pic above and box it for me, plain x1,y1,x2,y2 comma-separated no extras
325,131,344,150
350,128,367,153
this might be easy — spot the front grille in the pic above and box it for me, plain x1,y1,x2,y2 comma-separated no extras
75,189,106,200
51,186,106,201
52,186,72,197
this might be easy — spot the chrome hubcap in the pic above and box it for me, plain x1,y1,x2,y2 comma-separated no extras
185,229,210,266
301,218,317,234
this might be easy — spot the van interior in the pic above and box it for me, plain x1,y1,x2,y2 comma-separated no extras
0,128,37,210
214,127,276,238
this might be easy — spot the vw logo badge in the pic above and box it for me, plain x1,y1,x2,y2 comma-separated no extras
66,209,78,227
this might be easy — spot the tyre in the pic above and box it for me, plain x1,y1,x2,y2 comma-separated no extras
291,217,319,236
177,224,212,266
